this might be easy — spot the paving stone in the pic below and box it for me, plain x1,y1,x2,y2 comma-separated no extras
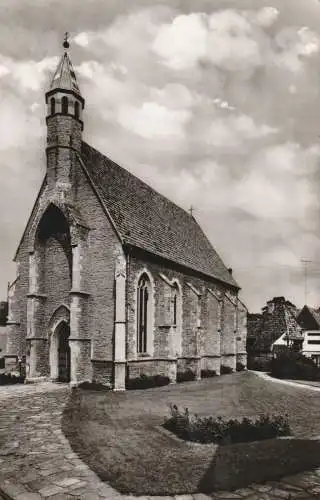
38,485,65,497
193,495,212,500
175,496,194,500
15,493,43,500
55,477,82,488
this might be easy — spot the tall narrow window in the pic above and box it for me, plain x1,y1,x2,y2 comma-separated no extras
74,101,80,120
137,274,151,354
61,96,68,115
173,292,177,326
50,97,56,115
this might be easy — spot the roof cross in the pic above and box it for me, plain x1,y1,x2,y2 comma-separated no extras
63,32,70,50
189,205,195,217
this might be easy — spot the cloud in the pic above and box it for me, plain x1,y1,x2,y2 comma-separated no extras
253,6,279,28
274,26,320,72
152,13,207,70
117,101,191,139
0,54,58,91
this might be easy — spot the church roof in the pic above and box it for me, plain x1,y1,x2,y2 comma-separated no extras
80,142,239,288
49,51,81,95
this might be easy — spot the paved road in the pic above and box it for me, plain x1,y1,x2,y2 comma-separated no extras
0,379,320,499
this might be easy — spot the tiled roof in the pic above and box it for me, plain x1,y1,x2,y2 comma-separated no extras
310,308,320,328
49,52,81,95
80,142,239,288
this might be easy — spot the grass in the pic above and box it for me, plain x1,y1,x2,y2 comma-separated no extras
62,371,320,495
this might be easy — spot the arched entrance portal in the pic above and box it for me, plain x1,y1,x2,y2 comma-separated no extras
50,321,71,383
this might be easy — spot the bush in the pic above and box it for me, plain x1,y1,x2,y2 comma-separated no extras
163,404,291,445
77,381,111,391
201,369,217,378
126,373,170,390
0,357,5,369
176,369,196,383
236,362,246,372
220,365,233,375
271,351,320,381
0,372,25,385
247,357,271,372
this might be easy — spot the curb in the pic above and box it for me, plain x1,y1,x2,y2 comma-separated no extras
252,370,320,392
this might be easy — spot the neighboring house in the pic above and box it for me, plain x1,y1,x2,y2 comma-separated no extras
301,331,320,367
247,297,303,362
4,41,247,389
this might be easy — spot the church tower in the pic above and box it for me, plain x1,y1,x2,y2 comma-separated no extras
45,34,85,193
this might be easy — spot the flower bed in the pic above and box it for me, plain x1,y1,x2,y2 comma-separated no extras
163,404,291,445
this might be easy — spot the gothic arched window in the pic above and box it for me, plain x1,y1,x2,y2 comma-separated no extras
74,101,80,120
50,97,56,115
173,290,177,326
172,282,182,357
137,273,152,354
61,96,68,115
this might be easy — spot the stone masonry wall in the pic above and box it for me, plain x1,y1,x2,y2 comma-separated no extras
126,251,240,380
73,158,122,365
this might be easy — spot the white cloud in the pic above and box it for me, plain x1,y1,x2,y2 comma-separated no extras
204,114,277,148
274,26,320,71
0,55,58,91
73,32,90,47
117,101,190,139
254,6,279,28
152,13,207,70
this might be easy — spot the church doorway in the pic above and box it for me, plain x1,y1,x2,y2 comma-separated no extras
57,322,71,382
50,321,71,383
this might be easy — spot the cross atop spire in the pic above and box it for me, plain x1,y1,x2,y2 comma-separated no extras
63,32,70,50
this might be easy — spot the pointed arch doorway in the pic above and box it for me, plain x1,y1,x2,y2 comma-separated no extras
50,319,71,383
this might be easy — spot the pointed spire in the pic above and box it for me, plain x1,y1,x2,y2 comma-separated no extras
49,33,81,96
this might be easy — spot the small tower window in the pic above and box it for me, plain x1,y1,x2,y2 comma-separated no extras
74,101,80,120
50,97,56,115
61,96,68,115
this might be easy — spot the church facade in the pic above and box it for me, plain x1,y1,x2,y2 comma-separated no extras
5,44,247,389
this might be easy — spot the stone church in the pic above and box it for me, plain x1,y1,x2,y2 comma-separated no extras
5,41,247,389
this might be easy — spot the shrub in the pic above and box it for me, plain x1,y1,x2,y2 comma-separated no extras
201,369,217,378
247,357,271,372
176,369,196,383
0,372,25,385
271,351,320,381
163,404,291,445
77,381,111,391
126,373,170,390
0,357,5,369
220,365,233,375
236,362,246,372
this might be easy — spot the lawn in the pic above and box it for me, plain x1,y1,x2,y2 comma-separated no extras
62,371,320,495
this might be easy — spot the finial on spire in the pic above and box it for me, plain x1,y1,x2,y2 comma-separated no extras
63,32,70,50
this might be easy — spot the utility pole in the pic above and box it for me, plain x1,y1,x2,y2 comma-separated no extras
301,259,312,305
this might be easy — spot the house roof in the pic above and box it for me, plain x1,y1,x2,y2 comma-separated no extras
297,305,320,329
80,142,239,288
49,51,81,96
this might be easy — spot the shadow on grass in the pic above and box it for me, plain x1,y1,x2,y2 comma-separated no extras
198,438,320,493
62,390,320,495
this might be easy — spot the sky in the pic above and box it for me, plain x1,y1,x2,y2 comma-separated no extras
1,0,320,312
